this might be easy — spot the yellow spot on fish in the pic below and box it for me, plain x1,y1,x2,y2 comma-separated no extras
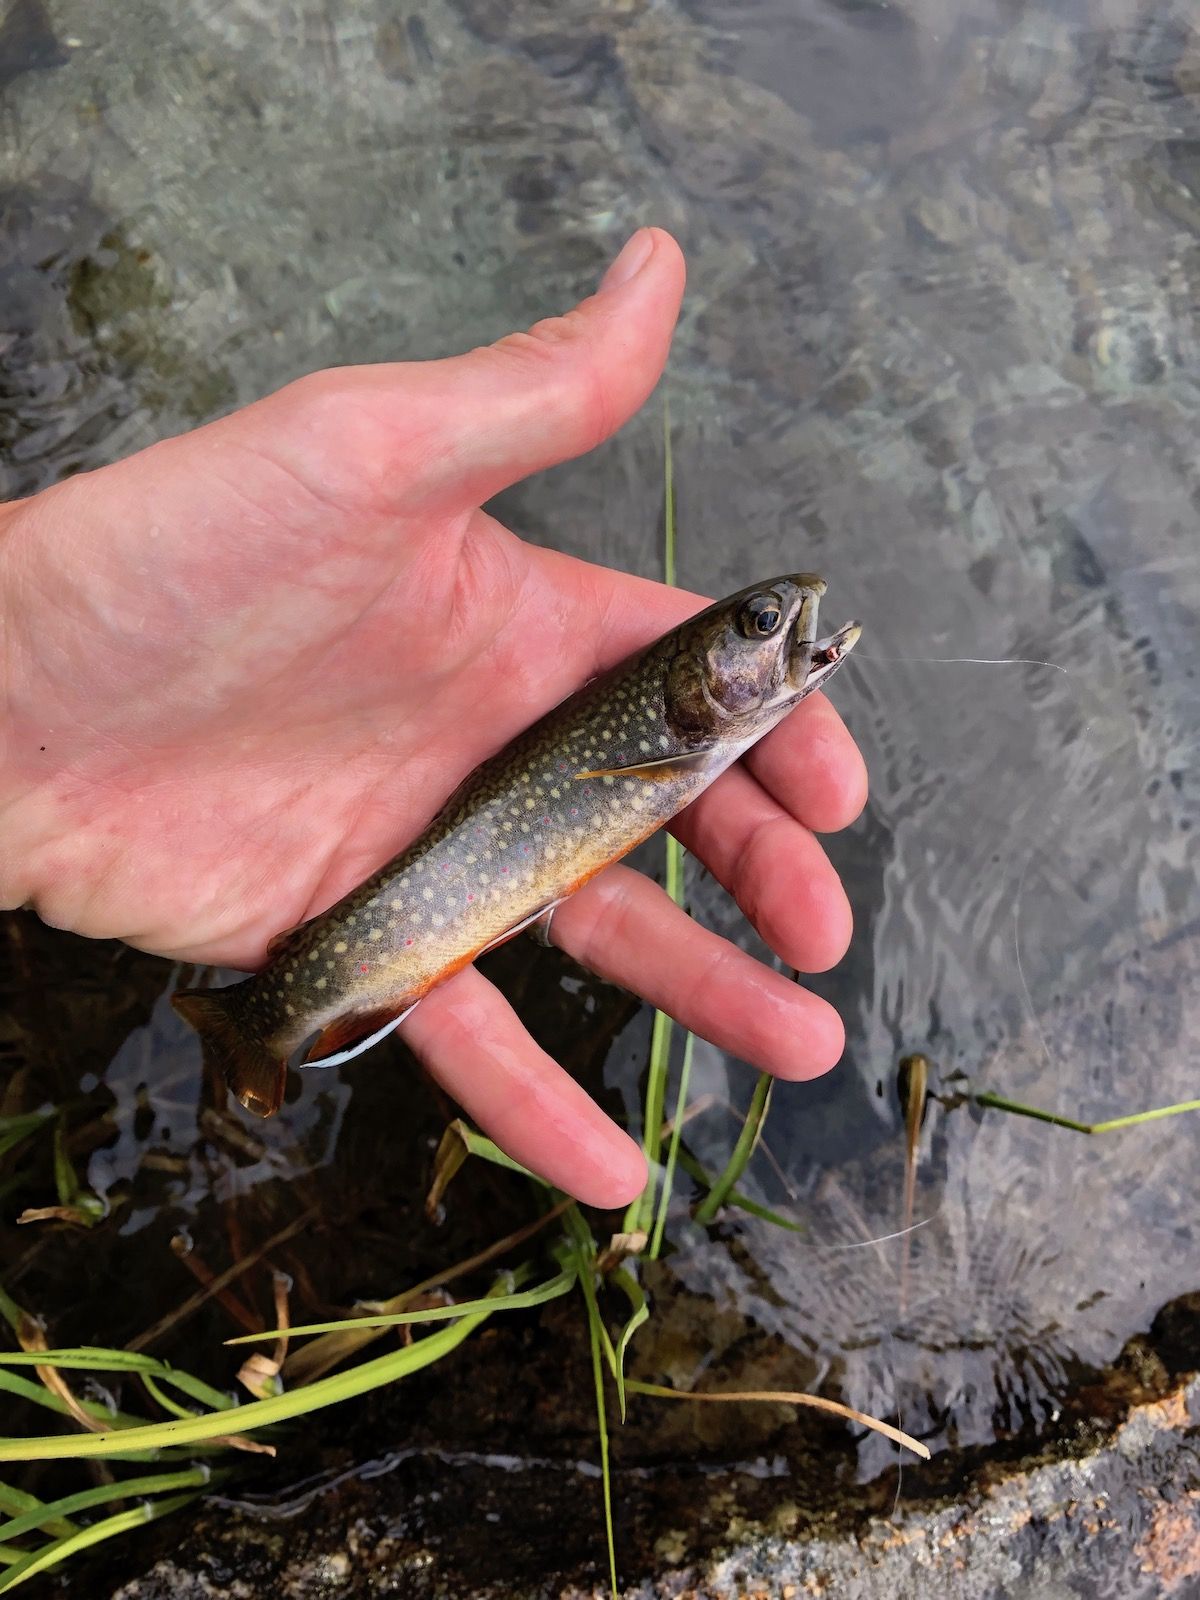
432,913,445,928
639,739,652,753
284,972,294,984
423,887,434,901
524,797,536,810
369,927,383,941
334,941,348,954
308,949,320,961
315,976,328,990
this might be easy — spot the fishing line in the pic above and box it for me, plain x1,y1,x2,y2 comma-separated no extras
819,1214,936,1251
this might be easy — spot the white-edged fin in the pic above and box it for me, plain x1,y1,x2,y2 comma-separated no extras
299,1002,420,1070
575,748,717,781
476,900,564,959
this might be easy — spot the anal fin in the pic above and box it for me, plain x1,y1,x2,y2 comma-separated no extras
301,1002,419,1068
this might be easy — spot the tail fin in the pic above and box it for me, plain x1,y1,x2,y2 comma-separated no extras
172,986,287,1117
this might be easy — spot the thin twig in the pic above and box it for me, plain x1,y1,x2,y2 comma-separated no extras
127,1206,319,1353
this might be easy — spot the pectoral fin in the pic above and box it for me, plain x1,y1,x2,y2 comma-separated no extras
266,919,309,959
475,901,564,958
575,748,717,782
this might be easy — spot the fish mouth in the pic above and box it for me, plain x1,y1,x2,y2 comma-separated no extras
783,581,861,699
804,619,862,693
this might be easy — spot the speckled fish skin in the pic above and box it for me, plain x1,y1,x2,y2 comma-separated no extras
172,575,861,1116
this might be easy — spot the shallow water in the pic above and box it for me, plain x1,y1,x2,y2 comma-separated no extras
2,0,1199,1580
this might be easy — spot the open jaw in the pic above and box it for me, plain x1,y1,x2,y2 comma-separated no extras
804,619,862,694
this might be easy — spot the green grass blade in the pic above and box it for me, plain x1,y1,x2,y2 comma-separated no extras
0,1115,52,1163
226,1268,578,1343
648,1031,695,1258
0,1352,234,1416
0,1369,145,1429
662,391,675,587
608,1267,648,1425
975,1091,1200,1133
448,1124,538,1179
574,1244,617,1600
627,1003,675,1237
0,1485,75,1540
0,1467,215,1543
693,1074,774,1226
674,1150,805,1232
0,1350,205,1378
0,1490,199,1592
624,392,685,1242
140,1375,202,1422
0,1271,531,1462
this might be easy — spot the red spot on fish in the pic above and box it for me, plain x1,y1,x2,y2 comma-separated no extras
541,815,550,824
359,963,369,973
521,844,531,855
467,892,475,902
405,938,414,946
441,862,452,873
501,865,509,873
570,807,579,817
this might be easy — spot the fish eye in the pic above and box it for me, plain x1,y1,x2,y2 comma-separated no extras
738,596,784,638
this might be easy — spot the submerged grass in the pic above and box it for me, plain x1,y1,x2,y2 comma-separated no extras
974,1091,1200,1133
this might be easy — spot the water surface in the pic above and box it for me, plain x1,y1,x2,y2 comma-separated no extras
2,0,1198,1576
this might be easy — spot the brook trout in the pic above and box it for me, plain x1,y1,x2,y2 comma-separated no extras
173,576,860,1116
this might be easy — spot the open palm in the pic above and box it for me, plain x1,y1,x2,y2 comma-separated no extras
0,230,865,1204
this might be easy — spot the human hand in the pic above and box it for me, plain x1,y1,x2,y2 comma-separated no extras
0,229,866,1206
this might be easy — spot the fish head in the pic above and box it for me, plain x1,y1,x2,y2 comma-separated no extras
665,574,861,740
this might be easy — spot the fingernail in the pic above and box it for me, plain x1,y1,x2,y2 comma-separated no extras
598,228,655,295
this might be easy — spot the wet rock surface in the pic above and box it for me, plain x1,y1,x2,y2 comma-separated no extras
89,1301,1200,1597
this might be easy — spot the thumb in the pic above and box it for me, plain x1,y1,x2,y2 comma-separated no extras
351,227,686,514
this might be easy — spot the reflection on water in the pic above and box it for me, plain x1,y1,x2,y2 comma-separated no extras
2,0,1199,1536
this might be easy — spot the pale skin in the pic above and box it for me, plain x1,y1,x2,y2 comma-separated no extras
0,228,867,1208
